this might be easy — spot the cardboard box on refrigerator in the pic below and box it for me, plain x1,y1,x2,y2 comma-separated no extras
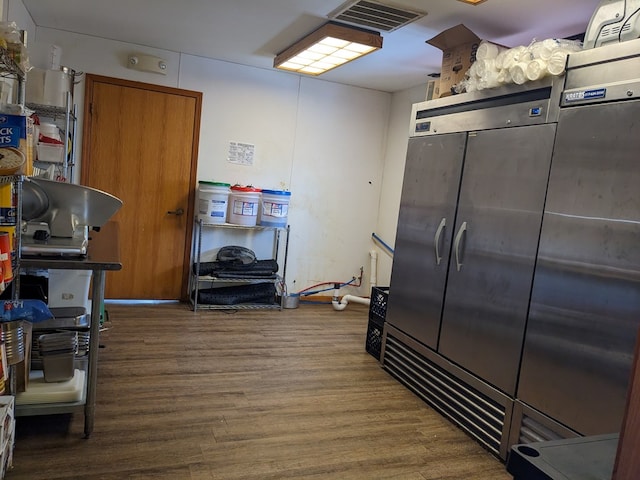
426,24,481,98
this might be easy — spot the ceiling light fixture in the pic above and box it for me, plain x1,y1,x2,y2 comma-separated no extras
457,0,488,4
274,21,383,76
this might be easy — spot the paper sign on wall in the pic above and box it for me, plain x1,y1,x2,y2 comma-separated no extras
228,141,255,166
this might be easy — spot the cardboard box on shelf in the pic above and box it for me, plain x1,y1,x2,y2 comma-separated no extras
0,113,34,176
426,24,481,98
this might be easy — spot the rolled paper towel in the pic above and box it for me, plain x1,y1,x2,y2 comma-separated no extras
526,59,548,81
476,41,501,60
547,50,570,75
509,62,529,85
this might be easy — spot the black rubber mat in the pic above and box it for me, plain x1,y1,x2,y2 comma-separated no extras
193,259,278,277
193,283,276,305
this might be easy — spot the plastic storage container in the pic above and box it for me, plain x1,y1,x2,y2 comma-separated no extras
197,181,230,224
36,143,65,163
48,269,92,310
259,189,291,227
37,123,61,141
38,331,77,383
228,185,261,226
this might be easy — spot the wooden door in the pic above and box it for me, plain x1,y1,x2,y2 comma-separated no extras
613,327,640,479
81,75,201,300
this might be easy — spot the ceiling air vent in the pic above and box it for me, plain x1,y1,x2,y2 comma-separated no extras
328,0,426,33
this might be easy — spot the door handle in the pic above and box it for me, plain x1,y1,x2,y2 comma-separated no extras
434,217,446,265
454,221,467,272
167,208,184,216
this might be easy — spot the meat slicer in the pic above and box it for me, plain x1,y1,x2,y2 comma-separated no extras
21,178,122,256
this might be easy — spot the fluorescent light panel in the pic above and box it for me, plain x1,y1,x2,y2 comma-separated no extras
274,22,383,75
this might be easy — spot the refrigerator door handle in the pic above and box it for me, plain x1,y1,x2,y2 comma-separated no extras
434,217,446,265
454,221,467,272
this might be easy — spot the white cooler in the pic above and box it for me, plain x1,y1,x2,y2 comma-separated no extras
48,269,92,311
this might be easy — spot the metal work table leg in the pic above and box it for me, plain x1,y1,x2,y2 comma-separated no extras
84,269,105,438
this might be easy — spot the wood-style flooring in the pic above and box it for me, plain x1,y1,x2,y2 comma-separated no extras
9,303,512,479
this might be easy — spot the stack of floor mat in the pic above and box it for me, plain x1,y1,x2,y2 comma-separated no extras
192,246,280,306
194,259,279,278
192,282,277,305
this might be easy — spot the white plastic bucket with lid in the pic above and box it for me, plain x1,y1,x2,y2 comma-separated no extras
198,181,230,224
36,122,61,142
259,189,291,227
228,186,261,226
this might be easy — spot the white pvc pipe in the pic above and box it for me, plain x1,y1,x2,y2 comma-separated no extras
332,250,378,311
332,292,371,311
369,249,378,290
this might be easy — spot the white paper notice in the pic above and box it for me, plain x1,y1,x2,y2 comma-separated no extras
228,142,255,166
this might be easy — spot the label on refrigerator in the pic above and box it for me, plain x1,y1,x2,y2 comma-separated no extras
564,88,607,103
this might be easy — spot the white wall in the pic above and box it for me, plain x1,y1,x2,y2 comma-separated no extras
11,12,406,298
375,84,427,286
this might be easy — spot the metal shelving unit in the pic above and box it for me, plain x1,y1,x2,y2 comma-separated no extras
0,46,25,101
189,219,289,311
27,92,77,183
0,44,27,301
0,175,24,301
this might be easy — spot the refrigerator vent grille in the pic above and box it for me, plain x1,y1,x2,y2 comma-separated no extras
518,414,567,444
383,334,505,457
328,0,426,32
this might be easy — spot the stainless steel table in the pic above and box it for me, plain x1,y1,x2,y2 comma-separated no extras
16,222,121,438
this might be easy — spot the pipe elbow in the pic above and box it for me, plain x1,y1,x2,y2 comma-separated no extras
332,299,348,311
332,289,347,311
332,294,370,311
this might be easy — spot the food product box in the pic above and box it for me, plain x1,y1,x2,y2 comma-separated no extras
0,113,32,175
426,24,481,98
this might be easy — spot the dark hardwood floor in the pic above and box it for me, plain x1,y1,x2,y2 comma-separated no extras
9,303,511,479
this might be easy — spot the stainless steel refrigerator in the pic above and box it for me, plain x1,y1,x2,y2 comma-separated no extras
387,124,555,394
382,79,562,458
516,40,640,438
382,38,640,461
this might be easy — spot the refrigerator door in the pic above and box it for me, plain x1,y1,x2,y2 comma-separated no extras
385,133,466,349
518,100,640,435
438,123,556,395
